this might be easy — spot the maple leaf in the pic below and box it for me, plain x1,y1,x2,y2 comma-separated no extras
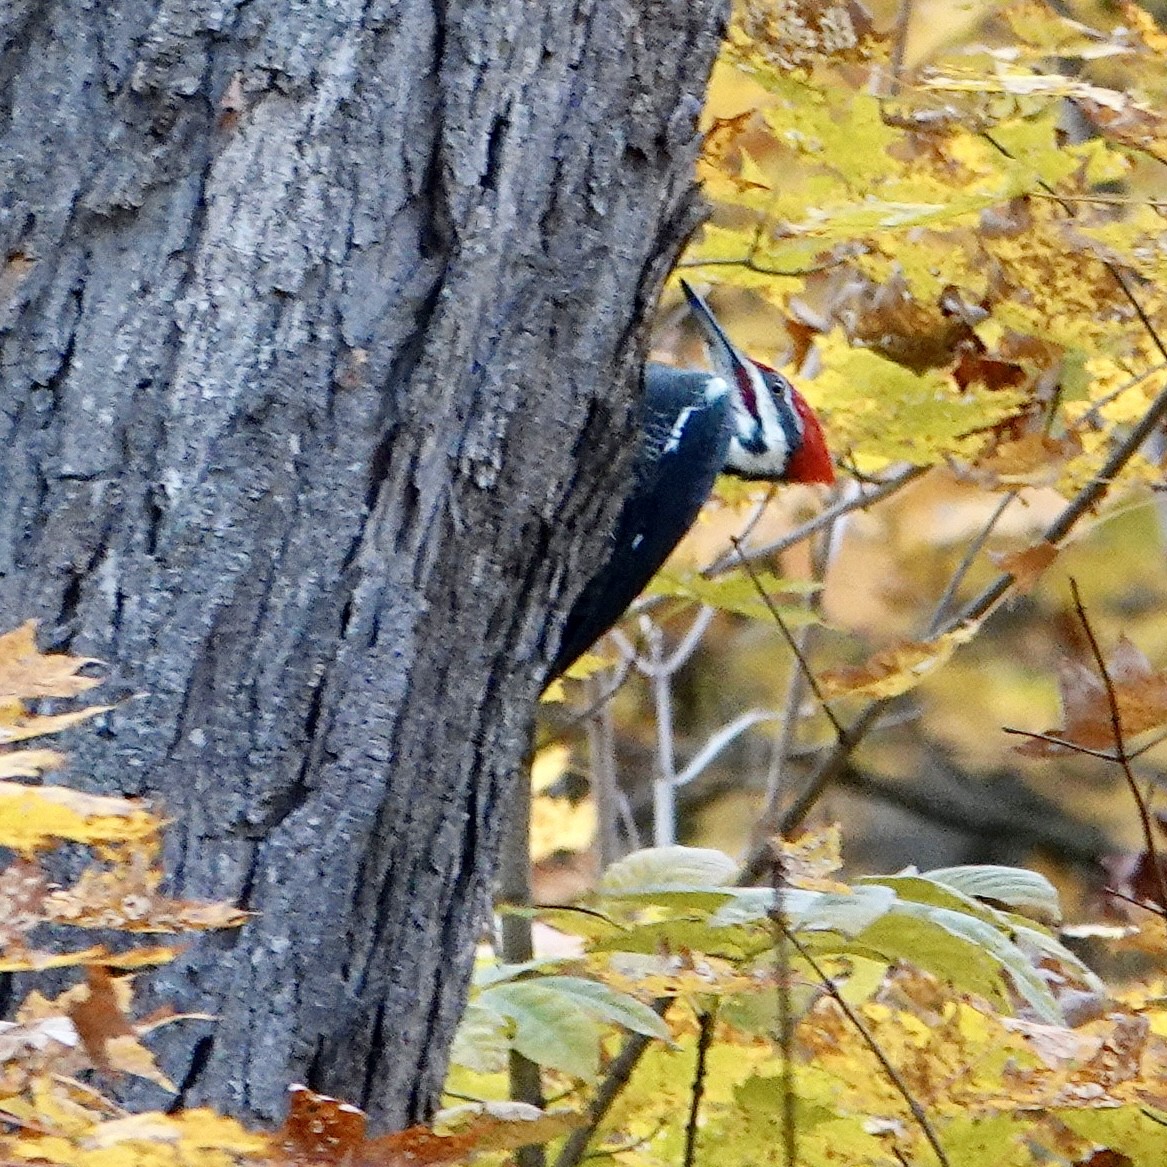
0,782,159,854
1014,636,1167,756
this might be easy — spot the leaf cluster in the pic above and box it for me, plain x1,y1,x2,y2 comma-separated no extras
686,0,1167,494
457,839,1167,1166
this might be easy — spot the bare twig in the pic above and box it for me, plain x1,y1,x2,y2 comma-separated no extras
585,672,622,868
1000,727,1125,763
729,538,845,738
760,635,812,839
780,926,950,1167
703,465,927,577
737,359,1167,876
1069,579,1167,914
1105,885,1167,918
927,490,1018,637
683,1009,717,1167
675,708,783,787
888,0,914,95
770,852,798,1167
498,775,546,1167
551,1002,672,1167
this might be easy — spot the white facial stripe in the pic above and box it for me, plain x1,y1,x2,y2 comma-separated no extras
724,368,804,478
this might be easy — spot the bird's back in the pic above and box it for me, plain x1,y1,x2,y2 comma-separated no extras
551,365,731,678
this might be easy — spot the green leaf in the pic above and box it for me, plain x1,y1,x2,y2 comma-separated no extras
923,864,1062,925
477,981,603,1080
599,846,738,894
589,917,771,963
646,569,822,624
529,977,671,1041
861,873,1004,924
711,886,898,938
521,905,622,944
449,1001,510,1074
858,901,1062,1022
1011,923,1107,996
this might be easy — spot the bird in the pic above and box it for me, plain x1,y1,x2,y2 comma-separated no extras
551,281,834,679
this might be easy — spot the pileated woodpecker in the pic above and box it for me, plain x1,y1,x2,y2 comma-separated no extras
551,282,834,678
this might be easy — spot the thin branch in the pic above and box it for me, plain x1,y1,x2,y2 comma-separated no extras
770,854,798,1167
729,537,844,738
552,1002,672,1167
1104,885,1167,919
498,773,546,1167
1082,361,1167,427
779,925,950,1167
888,0,914,96
927,490,1018,637
683,1009,716,1167
1070,579,1167,914
558,653,635,737
656,605,717,674
643,620,678,848
703,465,927,577
586,672,622,868
758,496,839,849
677,255,850,279
741,355,1167,877
1029,192,1167,210
675,709,782,788
1000,727,1123,763
950,366,1167,629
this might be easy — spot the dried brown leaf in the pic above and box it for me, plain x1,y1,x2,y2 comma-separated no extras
1015,635,1167,756
988,541,1059,594
0,622,103,700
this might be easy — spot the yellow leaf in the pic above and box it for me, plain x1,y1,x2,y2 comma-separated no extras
103,1034,176,1092
0,783,160,853
820,624,980,699
531,745,596,862
0,946,108,972
0,705,116,746
0,749,67,778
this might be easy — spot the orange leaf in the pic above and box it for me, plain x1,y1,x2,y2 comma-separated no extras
988,541,1059,594
1015,636,1167,756
278,1084,368,1164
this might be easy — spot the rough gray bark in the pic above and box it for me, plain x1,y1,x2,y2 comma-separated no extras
0,0,727,1130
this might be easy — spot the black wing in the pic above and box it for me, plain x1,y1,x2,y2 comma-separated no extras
551,364,731,678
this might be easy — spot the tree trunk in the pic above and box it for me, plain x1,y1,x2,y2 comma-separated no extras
0,0,726,1129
